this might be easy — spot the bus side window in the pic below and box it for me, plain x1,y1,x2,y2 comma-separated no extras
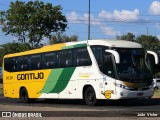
59,50,72,68
4,57,17,72
74,48,92,67
43,52,57,69
17,56,28,71
29,54,41,70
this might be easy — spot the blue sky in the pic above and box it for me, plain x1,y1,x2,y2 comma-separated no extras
0,0,160,44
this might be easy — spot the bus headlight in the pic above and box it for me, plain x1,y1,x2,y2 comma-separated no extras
114,83,134,90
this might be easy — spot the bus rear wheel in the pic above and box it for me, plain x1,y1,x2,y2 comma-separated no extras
84,86,97,106
20,88,30,103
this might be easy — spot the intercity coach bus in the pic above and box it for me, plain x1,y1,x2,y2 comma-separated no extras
3,40,159,105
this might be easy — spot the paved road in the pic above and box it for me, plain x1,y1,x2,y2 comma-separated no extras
0,94,160,119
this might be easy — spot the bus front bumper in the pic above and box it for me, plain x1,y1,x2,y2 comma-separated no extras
115,87,154,99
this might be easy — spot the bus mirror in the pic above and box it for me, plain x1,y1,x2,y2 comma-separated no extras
147,51,159,64
105,50,120,64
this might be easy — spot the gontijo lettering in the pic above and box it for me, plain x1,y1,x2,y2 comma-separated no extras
17,72,44,80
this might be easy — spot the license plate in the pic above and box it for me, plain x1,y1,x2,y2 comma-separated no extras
137,93,143,96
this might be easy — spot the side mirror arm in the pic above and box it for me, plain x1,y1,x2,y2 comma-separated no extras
105,50,120,64
147,51,159,64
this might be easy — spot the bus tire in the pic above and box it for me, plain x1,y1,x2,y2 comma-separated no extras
20,88,30,103
84,86,97,106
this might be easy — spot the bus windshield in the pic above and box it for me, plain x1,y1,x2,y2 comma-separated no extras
115,48,152,84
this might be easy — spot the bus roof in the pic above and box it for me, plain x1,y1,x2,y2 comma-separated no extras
4,39,142,58
66,39,142,48
88,39,142,48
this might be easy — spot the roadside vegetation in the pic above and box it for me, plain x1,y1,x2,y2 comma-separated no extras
154,89,160,98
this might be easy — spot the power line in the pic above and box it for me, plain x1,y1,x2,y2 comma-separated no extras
1,2,160,17
67,18,160,24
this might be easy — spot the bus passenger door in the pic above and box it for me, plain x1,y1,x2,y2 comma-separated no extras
103,52,117,99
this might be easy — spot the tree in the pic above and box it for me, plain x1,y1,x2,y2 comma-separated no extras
1,1,67,48
0,42,30,66
136,35,159,51
0,11,5,25
49,32,78,44
117,33,160,52
116,32,135,42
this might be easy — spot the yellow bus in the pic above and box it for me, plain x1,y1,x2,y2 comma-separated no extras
3,40,158,105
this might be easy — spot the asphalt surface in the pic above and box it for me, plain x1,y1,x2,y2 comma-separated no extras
0,94,160,119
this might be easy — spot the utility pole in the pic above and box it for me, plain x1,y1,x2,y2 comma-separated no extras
146,27,148,36
88,0,90,40
146,27,149,43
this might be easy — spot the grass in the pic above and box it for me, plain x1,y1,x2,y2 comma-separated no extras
0,83,3,94
153,89,160,98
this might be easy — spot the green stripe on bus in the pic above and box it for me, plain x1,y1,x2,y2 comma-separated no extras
40,69,63,93
73,44,87,48
49,67,76,93
62,46,74,49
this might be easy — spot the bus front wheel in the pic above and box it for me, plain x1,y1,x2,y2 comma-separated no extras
20,88,30,103
84,86,97,106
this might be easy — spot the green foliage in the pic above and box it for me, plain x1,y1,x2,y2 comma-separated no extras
155,72,160,78
117,33,160,53
0,11,5,25
116,32,135,42
0,42,30,66
136,35,159,51
49,32,78,44
1,0,67,48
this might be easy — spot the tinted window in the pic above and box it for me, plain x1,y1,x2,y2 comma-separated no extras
17,56,28,71
43,52,57,69
157,80,160,82
59,50,72,68
91,47,103,71
4,58,17,72
74,48,92,66
103,52,115,78
29,54,41,70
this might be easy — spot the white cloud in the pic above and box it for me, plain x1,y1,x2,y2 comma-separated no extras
66,12,101,25
83,13,101,25
66,11,121,36
100,26,120,36
149,1,160,15
99,9,140,21
66,11,83,23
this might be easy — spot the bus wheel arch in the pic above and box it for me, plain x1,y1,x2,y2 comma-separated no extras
19,87,30,103
83,85,97,106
